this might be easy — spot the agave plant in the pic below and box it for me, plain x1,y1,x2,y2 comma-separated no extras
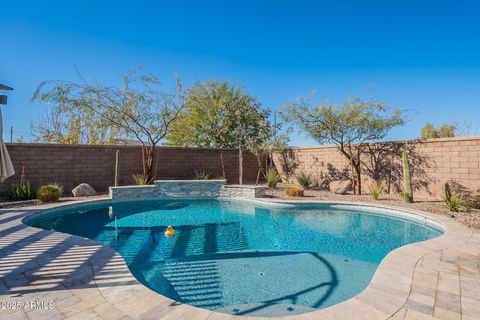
193,170,210,180
8,181,35,201
264,168,281,188
7,166,36,201
131,173,149,185
296,171,312,188
444,183,465,212
369,181,384,200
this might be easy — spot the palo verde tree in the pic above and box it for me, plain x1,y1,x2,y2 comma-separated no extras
420,123,456,139
32,68,186,184
282,96,405,194
31,101,122,144
166,80,272,184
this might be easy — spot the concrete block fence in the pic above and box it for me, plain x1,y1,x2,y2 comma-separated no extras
3,143,261,194
272,136,480,199
3,136,480,200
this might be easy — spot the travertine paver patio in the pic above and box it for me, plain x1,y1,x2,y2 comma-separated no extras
0,199,479,320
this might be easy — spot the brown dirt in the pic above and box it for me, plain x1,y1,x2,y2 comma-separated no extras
266,186,480,229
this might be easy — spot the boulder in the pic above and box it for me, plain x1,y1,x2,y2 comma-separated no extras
329,180,352,194
72,183,96,197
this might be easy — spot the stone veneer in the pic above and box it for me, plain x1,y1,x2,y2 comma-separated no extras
109,179,266,200
219,184,266,198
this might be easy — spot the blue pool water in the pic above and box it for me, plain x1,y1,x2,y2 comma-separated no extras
25,199,442,316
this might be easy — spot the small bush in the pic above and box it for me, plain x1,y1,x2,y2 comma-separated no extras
369,181,384,200
465,195,480,210
444,183,465,212
37,183,63,203
193,170,210,180
445,180,480,210
132,173,149,185
285,185,304,197
296,171,312,188
8,181,36,201
264,168,281,188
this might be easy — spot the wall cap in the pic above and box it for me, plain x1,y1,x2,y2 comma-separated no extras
287,135,480,150
5,142,241,152
154,179,227,183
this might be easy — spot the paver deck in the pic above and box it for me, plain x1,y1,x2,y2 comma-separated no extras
0,198,479,320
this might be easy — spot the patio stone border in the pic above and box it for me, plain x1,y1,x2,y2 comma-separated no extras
1,197,479,320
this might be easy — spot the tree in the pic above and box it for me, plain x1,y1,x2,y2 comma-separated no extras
31,102,121,144
420,123,437,139
282,96,404,194
420,123,456,139
166,80,272,184
32,68,186,184
437,124,456,138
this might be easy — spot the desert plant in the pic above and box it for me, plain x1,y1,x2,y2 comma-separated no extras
7,166,36,201
285,185,304,197
369,181,384,200
8,181,35,201
444,183,465,212
265,168,281,188
296,171,312,188
37,183,63,203
193,170,210,180
465,195,480,210
401,150,413,202
132,173,149,185
443,180,480,210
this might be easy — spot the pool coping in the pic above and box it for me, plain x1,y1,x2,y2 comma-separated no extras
1,196,477,320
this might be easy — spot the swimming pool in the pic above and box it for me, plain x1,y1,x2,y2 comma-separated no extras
24,199,443,317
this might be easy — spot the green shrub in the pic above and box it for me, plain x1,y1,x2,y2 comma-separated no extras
193,170,210,180
132,173,149,185
444,183,465,212
465,195,480,209
264,168,281,188
7,167,36,201
37,183,63,203
285,185,304,197
8,181,36,201
369,181,384,200
445,180,480,210
296,171,312,188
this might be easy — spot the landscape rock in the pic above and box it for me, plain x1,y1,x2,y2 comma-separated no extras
72,183,96,197
329,180,352,194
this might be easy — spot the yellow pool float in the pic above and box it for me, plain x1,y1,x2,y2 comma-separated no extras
164,226,175,238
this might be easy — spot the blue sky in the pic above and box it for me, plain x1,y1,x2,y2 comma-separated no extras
1,1,480,146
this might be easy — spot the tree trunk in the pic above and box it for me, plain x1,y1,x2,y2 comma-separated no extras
255,154,262,185
220,152,226,180
356,147,362,195
143,144,156,184
239,147,243,185
347,144,356,194
355,163,362,195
